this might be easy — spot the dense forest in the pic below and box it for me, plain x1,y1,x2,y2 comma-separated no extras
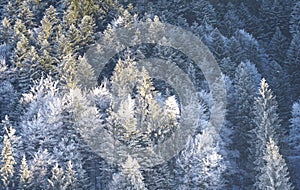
0,0,300,189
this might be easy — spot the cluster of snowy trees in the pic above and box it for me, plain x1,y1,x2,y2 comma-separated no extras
0,0,299,189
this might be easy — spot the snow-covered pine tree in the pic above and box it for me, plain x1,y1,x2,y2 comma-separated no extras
78,15,96,53
109,155,147,190
290,1,300,36
19,155,32,189
17,1,34,30
76,56,97,90
286,32,300,101
0,130,16,188
233,61,261,187
175,127,226,189
48,162,65,189
258,138,293,190
250,78,282,189
29,149,53,189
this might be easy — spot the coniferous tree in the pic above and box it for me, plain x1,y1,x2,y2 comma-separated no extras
233,61,261,188
0,17,13,45
19,155,32,190
29,149,53,189
290,1,300,36
258,138,293,190
268,27,289,65
78,15,96,53
175,127,226,189
109,156,147,190
48,162,65,189
288,100,300,154
286,32,300,100
250,78,282,189
76,56,97,90
17,1,34,30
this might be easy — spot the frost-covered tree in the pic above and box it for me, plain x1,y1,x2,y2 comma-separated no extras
76,56,97,90
19,155,32,190
0,131,16,188
233,61,261,187
20,77,64,155
109,156,147,190
257,138,293,190
175,127,226,189
48,162,65,189
29,149,53,189
0,17,13,45
60,53,78,89
286,32,300,100
250,78,282,189
268,27,289,65
36,5,61,77
220,5,244,37
287,100,300,188
78,15,96,53
288,100,300,153
290,1,300,36
17,1,34,30
0,59,17,120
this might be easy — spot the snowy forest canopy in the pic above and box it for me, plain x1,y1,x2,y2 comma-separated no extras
0,0,300,189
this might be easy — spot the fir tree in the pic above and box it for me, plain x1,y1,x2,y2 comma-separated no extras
250,78,282,189
175,128,226,189
233,61,261,188
0,135,15,188
268,27,289,65
48,162,65,189
78,15,96,53
290,1,300,36
258,138,293,190
19,155,32,190
76,56,97,90
109,156,147,190
286,32,300,100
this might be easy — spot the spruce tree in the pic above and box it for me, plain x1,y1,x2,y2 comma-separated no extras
258,138,294,190
290,1,300,36
19,155,32,190
109,156,147,190
233,61,261,187
286,32,300,101
175,128,226,189
250,78,282,189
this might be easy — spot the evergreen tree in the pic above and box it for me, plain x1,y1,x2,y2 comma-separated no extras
258,138,293,190
250,78,282,189
0,17,13,45
290,1,300,36
76,56,97,90
17,1,34,30
0,60,16,120
109,155,147,190
60,53,78,89
175,128,226,189
37,5,60,76
233,61,261,188
286,32,300,100
0,117,19,189
48,162,65,189
19,155,32,190
268,27,289,65
0,134,16,189
64,161,78,190
78,15,96,53
29,149,53,189
288,100,300,153
220,5,245,37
